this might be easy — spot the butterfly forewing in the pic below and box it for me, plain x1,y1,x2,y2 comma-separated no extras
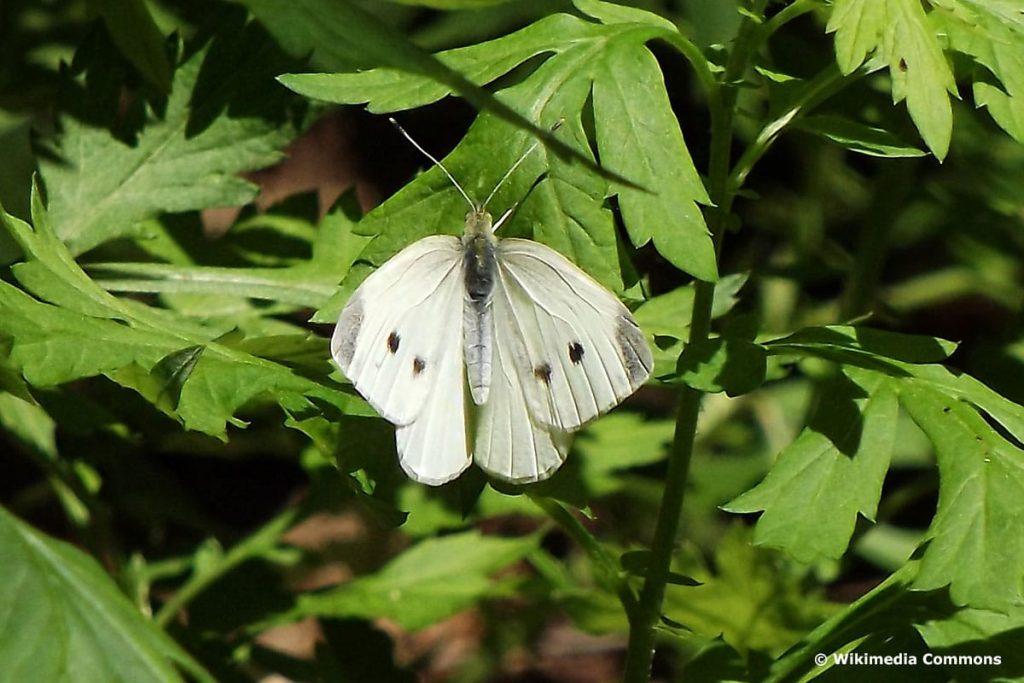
493,239,653,432
332,236,464,426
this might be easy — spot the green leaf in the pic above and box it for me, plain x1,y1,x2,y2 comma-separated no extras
571,412,673,495
592,38,716,281
673,336,767,396
663,525,836,655
0,506,212,683
901,384,1024,612
916,604,1024,672
0,191,367,440
573,0,678,32
87,0,172,92
279,10,713,278
292,531,538,630
277,13,596,112
38,16,297,255
796,114,927,157
245,0,616,184
725,372,899,563
934,0,1024,143
826,0,957,159
766,325,958,364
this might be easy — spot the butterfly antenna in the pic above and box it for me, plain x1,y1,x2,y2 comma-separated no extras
389,117,476,210
481,119,564,210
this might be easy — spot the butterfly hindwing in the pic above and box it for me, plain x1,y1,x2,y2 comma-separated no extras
332,236,464,427
473,271,572,483
394,311,472,485
493,238,653,432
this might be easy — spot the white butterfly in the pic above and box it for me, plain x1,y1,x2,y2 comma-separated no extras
331,120,653,485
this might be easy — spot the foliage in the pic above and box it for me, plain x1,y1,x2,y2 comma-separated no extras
1,0,1023,681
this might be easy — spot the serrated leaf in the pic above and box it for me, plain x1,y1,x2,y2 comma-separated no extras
278,11,713,278
592,39,715,281
245,0,618,184
916,604,1024,671
292,531,538,630
0,506,212,683
826,0,957,158
901,385,1024,611
933,0,1024,143
0,192,368,440
725,372,898,563
767,325,958,364
663,525,836,655
573,0,678,32
278,13,597,112
38,17,297,255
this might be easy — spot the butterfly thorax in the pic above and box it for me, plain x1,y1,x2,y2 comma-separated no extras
462,208,497,305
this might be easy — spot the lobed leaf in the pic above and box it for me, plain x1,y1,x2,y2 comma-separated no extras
725,371,899,563
0,194,369,441
38,16,297,255
280,10,714,281
826,0,957,159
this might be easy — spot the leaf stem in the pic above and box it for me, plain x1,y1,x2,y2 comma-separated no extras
532,496,638,615
154,505,300,628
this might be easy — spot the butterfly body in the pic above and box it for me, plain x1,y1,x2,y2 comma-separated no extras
462,209,497,405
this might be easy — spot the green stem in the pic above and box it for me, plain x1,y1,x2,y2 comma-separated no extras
532,496,637,615
621,1,774,677
154,505,300,628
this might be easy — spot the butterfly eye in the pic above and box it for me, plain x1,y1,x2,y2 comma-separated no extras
412,357,427,375
568,342,585,364
387,332,401,353
534,363,553,384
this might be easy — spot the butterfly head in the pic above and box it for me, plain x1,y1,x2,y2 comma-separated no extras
464,206,494,238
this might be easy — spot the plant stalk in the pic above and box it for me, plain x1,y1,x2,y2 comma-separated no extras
154,505,299,628
621,3,770,677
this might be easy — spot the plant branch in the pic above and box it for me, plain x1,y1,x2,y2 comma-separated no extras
532,496,638,616
154,504,300,628
621,2,770,679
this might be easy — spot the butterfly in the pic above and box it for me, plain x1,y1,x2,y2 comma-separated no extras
331,120,653,485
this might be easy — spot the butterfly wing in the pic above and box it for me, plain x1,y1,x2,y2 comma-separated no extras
493,238,653,432
473,272,572,483
332,235,471,484
332,235,463,426
393,322,472,484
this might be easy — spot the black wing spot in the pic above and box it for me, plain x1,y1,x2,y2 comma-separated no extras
412,357,426,375
534,363,552,384
568,341,585,364
387,332,401,353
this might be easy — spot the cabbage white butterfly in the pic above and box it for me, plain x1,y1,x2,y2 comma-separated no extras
331,120,653,485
